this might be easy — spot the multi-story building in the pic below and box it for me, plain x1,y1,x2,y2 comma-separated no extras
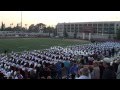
56,21,120,40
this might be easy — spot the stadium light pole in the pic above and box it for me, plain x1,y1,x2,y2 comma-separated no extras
25,24,27,30
21,11,22,28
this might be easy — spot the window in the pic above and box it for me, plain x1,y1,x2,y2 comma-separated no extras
103,28,109,33
109,28,114,34
109,28,114,30
98,24,102,27
75,24,78,29
98,30,102,33
98,28,102,30
104,24,109,27
71,27,74,29
104,28,106,29
75,24,78,27
79,27,82,32
76,29,79,32
58,30,62,32
71,24,74,27
71,29,74,32
79,24,82,26
79,29,82,32
83,24,87,26
66,25,70,29
110,24,114,26
64,25,67,28
64,25,67,27
67,27,70,29
104,28,108,30
67,29,70,32
75,27,78,29
93,27,97,30
67,25,70,27
88,24,92,26
93,24,97,26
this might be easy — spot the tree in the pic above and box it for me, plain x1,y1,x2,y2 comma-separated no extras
116,29,120,40
14,24,22,31
63,29,68,38
74,29,77,39
28,24,35,32
53,27,57,36
28,23,46,32
45,26,55,37
35,23,46,32
1,22,5,31
4,27,12,31
108,35,111,39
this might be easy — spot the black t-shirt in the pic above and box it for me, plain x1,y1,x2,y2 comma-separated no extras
102,67,116,79
80,58,84,65
99,65,105,78
112,63,119,73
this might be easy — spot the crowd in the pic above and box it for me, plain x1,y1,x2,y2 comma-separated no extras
0,41,120,79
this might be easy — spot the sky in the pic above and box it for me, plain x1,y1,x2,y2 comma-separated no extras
0,11,120,28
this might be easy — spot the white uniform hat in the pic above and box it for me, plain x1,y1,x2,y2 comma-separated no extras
8,66,10,69
103,58,113,63
14,71,17,75
37,64,41,67
22,68,25,71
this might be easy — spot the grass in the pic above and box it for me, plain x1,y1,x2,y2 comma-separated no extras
0,38,90,53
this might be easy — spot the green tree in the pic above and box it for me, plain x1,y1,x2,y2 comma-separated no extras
28,24,35,32
116,29,120,40
74,29,77,39
1,22,5,31
36,23,46,32
28,23,46,32
45,26,55,37
63,29,68,38
53,27,57,36
4,27,12,31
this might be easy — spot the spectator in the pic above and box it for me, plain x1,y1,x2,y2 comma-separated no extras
50,64,57,79
55,61,62,79
69,62,78,78
15,70,23,79
99,61,105,79
47,76,52,79
30,69,36,79
102,58,116,79
112,60,119,73
77,67,90,79
61,63,67,79
116,59,120,79
91,61,100,79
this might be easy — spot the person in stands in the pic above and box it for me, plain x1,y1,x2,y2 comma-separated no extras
61,62,67,79
99,61,105,79
116,59,120,79
102,58,116,79
69,61,78,79
91,61,100,79
77,67,90,79
15,70,23,79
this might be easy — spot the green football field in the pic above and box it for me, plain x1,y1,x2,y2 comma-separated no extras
0,38,90,53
